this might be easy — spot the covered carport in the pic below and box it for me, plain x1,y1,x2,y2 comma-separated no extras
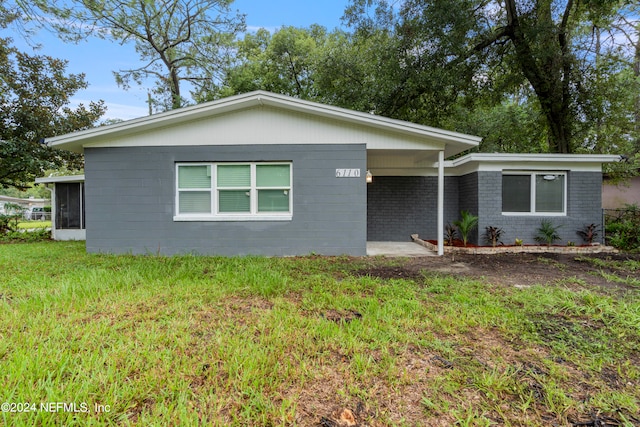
366,127,481,256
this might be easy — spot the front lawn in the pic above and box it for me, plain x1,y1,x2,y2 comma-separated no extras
0,242,638,426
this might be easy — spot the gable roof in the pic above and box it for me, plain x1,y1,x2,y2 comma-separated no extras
45,91,481,157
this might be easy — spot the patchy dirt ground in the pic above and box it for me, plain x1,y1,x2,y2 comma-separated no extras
358,252,640,290
310,253,640,427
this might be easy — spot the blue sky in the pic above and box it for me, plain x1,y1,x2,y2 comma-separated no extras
4,0,351,121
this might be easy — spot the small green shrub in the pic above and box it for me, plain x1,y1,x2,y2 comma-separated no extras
0,213,21,234
534,220,561,247
605,205,640,251
606,221,639,251
454,210,479,247
0,228,51,243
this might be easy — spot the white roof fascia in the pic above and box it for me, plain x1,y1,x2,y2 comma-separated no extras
36,175,85,184
451,153,621,165
45,91,481,154
446,153,620,174
0,195,49,203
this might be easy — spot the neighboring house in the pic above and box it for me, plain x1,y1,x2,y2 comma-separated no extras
37,91,619,256
0,195,49,218
602,175,640,209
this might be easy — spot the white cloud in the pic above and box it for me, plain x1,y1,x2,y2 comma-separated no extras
70,98,149,122
102,102,149,121
245,25,279,33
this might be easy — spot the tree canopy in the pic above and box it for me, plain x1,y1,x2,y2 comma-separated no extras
341,0,639,155
208,25,327,101
0,37,105,189
2,0,639,176
32,0,246,111
210,2,637,161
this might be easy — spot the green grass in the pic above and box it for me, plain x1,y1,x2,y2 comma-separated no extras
17,220,51,229
575,256,640,287
0,242,639,426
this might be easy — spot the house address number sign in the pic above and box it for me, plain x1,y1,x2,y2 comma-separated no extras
335,169,361,178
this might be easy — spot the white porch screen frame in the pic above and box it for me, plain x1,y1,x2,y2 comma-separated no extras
174,162,292,221
502,171,567,216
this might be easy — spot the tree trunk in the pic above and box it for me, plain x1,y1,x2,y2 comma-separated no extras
543,103,572,153
634,22,640,152
170,66,182,110
504,0,574,153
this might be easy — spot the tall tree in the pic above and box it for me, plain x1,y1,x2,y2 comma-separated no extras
608,4,640,153
345,0,631,153
0,37,105,189
208,25,326,101
314,29,406,117
33,0,245,111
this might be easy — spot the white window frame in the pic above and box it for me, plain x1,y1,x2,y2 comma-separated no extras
174,162,293,221
502,171,567,216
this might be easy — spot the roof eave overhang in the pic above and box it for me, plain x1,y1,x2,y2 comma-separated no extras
451,153,621,165
35,175,86,184
445,153,621,174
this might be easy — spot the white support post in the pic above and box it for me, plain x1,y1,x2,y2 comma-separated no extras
45,184,56,240
437,150,445,256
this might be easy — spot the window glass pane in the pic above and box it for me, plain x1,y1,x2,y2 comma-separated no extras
178,165,210,188
179,191,211,213
258,190,290,212
536,174,564,212
218,190,250,212
502,175,531,212
218,165,250,187
256,164,290,187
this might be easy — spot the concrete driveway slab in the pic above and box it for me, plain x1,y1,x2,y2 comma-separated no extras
366,242,436,257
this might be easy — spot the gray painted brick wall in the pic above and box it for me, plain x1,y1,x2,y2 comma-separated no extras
367,171,604,245
456,173,480,244
475,171,604,245
84,144,367,256
458,173,479,217
367,176,459,241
